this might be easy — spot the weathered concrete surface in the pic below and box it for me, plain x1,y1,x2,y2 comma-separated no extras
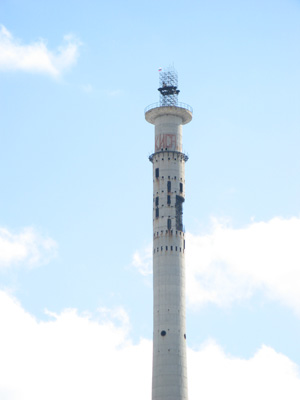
146,106,192,400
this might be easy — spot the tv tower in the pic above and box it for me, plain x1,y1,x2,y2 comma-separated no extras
145,67,192,400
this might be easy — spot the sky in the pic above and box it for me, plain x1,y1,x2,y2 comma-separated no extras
0,0,300,398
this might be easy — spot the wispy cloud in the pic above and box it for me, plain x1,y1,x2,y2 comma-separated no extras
0,25,80,77
0,290,299,399
132,244,152,276
106,89,122,97
0,226,57,269
81,83,93,93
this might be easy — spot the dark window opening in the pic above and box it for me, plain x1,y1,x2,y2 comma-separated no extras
155,168,159,178
161,330,166,336
167,181,171,193
167,195,171,205
180,182,183,193
161,246,163,251
184,334,186,339
175,195,184,231
155,207,159,218
167,218,171,230
166,246,168,251
171,246,173,251
155,196,159,206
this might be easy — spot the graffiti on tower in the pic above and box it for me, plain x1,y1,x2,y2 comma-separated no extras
155,133,177,151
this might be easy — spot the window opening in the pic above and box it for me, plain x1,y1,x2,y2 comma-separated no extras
167,181,171,192
175,195,184,231
155,208,159,218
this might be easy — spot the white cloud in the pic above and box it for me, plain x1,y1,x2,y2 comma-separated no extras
0,291,152,400
0,25,80,77
132,244,152,276
0,290,299,400
133,216,300,314
186,216,300,313
0,227,57,269
188,340,300,400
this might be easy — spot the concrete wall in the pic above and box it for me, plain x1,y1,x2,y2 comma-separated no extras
149,109,189,400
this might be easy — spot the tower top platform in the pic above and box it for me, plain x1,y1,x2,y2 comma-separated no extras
144,103,193,125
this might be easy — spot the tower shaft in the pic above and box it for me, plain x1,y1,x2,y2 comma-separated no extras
146,70,192,400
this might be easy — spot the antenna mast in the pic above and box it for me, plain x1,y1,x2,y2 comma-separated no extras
158,67,180,106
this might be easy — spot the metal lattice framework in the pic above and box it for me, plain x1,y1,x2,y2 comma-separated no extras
158,67,180,106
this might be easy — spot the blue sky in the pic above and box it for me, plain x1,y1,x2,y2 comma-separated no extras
0,0,300,398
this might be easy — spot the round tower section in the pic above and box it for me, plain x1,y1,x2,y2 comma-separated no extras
146,104,192,400
145,67,192,400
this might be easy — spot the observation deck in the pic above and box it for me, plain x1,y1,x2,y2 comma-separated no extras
144,103,193,125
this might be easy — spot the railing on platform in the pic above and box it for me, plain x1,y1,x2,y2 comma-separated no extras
144,102,193,114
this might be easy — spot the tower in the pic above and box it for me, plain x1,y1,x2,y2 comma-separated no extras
145,67,192,400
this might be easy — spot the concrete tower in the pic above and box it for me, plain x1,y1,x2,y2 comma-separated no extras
145,67,192,400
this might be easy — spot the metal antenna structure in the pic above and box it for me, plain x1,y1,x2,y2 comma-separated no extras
158,67,180,106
